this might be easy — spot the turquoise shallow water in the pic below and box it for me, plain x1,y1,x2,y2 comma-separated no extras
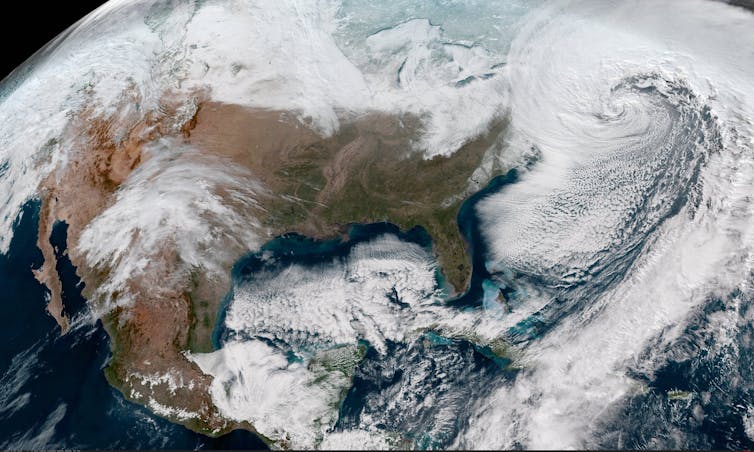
3,168,754,449
207,156,754,448
208,169,524,447
214,168,522,349
2,0,754,448
0,165,521,449
213,221,434,349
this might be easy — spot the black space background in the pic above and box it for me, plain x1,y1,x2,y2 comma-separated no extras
1,1,108,81
2,0,754,81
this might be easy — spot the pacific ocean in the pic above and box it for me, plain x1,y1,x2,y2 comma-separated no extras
0,200,268,450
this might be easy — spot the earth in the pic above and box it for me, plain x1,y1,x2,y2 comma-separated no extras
2,0,754,450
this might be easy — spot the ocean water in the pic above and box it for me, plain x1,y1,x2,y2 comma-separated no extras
213,222,435,349
4,169,754,449
207,156,754,449
0,154,520,450
2,0,754,449
447,168,520,309
0,201,268,450
203,172,525,448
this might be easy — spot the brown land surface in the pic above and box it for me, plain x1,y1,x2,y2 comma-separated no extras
34,96,506,441
33,92,253,435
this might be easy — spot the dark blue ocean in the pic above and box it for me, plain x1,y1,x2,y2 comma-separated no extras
210,167,754,450
3,168,754,449
0,200,267,450
0,171,518,450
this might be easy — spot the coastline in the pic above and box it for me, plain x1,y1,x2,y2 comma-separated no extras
211,168,522,351
212,222,436,350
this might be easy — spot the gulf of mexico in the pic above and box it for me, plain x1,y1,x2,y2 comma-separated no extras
0,200,268,450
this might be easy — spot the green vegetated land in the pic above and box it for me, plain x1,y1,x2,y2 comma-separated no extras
263,115,508,295
186,104,508,352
